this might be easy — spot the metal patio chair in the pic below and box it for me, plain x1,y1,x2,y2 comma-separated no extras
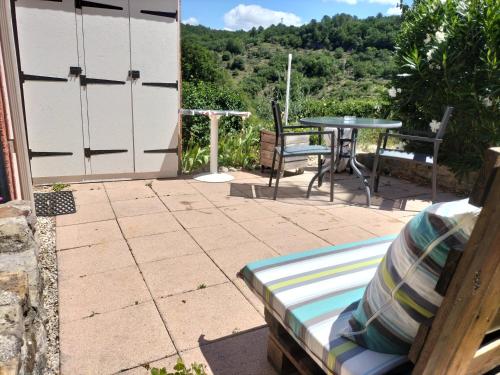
371,106,454,202
268,100,336,201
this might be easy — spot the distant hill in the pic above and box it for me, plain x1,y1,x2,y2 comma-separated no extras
181,13,401,117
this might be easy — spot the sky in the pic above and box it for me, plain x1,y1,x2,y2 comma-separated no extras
181,0,402,30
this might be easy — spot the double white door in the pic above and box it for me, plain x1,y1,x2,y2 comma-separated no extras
15,0,179,180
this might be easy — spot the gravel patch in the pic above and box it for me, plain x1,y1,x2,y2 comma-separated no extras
36,215,59,375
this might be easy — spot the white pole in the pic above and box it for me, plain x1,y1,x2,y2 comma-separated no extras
209,113,219,175
284,53,292,126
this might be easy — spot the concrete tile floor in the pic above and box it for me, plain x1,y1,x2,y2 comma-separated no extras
55,170,458,374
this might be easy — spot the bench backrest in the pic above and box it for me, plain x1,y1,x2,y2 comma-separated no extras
410,147,500,374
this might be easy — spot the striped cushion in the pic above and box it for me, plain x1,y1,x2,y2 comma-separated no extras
241,235,408,375
345,199,480,355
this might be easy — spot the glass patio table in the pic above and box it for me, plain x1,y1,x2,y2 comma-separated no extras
299,116,402,206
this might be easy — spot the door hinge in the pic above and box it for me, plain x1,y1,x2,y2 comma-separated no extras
84,148,128,158
140,9,178,21
21,71,67,84
144,148,178,154
29,150,73,159
142,80,178,90
80,75,126,86
75,0,122,10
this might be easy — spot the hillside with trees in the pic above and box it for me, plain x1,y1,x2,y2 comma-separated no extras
181,14,401,118
180,13,402,157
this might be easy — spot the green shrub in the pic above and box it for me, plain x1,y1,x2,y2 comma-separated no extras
231,56,246,71
181,141,209,174
219,121,260,169
151,359,207,375
391,0,499,175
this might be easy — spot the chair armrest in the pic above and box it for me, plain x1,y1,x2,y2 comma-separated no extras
382,133,443,143
282,131,335,137
283,125,323,130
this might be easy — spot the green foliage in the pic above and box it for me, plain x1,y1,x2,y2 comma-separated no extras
392,0,499,175
181,40,225,83
151,359,207,375
230,56,246,71
52,183,70,192
181,141,209,174
219,120,260,169
181,81,248,148
226,38,245,54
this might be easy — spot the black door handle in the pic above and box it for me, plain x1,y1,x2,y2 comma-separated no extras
69,66,82,76
128,70,140,80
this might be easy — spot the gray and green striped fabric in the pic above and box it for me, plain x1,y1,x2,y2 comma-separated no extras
346,199,480,355
241,235,408,375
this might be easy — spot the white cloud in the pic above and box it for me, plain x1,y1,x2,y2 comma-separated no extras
322,0,358,5
386,6,402,15
183,17,199,26
223,4,302,31
369,0,399,4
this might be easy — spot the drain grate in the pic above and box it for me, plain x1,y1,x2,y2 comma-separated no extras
34,191,76,217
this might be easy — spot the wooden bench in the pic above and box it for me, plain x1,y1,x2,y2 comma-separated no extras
248,147,500,375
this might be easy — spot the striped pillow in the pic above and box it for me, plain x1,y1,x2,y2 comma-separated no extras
344,199,480,354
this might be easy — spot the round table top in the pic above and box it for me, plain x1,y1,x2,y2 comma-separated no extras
299,116,402,129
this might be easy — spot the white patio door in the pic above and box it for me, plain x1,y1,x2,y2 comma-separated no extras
129,0,179,176
15,0,85,178
79,0,135,175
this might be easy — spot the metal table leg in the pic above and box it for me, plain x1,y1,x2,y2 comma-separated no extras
306,128,342,199
348,129,371,206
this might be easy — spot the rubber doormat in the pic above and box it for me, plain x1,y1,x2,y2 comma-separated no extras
34,191,76,217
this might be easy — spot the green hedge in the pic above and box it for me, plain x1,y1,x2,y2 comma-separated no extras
181,81,248,148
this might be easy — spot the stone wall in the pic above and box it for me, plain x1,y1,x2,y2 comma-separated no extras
357,153,478,195
0,201,46,375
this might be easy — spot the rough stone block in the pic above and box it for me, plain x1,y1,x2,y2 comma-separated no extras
0,214,36,254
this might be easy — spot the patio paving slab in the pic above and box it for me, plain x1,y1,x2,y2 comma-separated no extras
232,277,265,316
285,210,343,232
181,327,275,375
160,193,215,211
56,201,115,227
56,219,123,250
60,302,175,375
73,187,109,205
240,216,311,239
106,184,156,202
57,239,135,280
140,253,228,297
103,180,152,190
208,241,277,279
187,223,257,252
128,231,203,264
173,208,233,229
157,283,265,351
219,202,278,223
118,212,182,239
152,179,199,196
112,197,167,218
313,224,379,245
262,232,330,254
58,265,151,322
69,182,105,191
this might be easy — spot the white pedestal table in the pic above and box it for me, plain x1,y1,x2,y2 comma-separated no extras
180,109,251,182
